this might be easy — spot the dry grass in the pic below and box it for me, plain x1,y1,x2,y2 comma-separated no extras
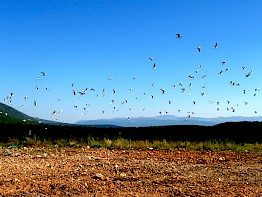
2,137,262,153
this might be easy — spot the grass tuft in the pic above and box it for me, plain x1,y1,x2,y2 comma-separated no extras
1,137,262,153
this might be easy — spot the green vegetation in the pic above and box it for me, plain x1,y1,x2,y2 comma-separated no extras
1,102,262,153
0,102,59,125
0,103,33,121
2,137,262,153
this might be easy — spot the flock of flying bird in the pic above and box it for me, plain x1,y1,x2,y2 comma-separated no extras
1,33,260,123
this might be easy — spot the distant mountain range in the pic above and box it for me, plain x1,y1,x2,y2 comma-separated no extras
1,102,262,127
76,115,262,127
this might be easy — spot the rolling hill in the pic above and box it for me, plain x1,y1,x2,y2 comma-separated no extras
0,102,37,124
0,102,32,120
0,102,59,125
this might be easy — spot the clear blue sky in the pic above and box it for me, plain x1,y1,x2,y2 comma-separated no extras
1,0,262,123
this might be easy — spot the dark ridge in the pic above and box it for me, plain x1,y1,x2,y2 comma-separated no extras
1,121,262,143
1,102,262,143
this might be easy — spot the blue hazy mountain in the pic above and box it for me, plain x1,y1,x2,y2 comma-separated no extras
1,101,261,127
75,115,262,127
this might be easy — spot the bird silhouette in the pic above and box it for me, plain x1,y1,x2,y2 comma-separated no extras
197,47,201,52
176,33,182,39
152,63,156,70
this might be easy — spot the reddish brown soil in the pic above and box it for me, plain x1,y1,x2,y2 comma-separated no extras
0,147,262,196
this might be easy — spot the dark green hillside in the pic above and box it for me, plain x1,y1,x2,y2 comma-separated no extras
0,102,37,124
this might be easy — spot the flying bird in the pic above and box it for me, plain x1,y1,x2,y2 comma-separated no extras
79,88,88,95
176,33,182,39
152,63,156,70
160,88,165,94
197,47,201,52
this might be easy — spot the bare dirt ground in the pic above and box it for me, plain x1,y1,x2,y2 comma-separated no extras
0,147,262,197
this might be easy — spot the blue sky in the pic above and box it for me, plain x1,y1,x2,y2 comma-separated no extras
1,0,262,123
